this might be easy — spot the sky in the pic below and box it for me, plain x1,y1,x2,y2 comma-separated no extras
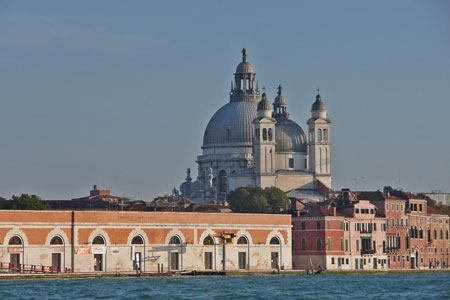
0,0,449,200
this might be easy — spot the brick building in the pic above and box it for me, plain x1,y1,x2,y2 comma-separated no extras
0,210,291,273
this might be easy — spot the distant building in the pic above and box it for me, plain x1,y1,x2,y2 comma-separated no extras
425,191,450,206
180,49,332,203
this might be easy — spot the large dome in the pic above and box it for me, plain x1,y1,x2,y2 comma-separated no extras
275,118,307,153
203,101,258,148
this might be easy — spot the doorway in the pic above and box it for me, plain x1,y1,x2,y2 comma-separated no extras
134,252,142,271
373,258,377,269
94,254,103,271
52,253,61,272
10,254,20,272
271,252,279,269
170,252,179,271
204,252,213,270
238,252,246,269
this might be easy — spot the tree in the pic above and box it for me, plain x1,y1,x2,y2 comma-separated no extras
383,186,394,194
417,193,437,207
227,186,289,213
4,194,50,210
264,186,290,213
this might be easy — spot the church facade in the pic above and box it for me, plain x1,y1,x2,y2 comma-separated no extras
180,49,332,202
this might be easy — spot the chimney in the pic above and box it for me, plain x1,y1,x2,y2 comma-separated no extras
333,207,337,216
93,184,98,190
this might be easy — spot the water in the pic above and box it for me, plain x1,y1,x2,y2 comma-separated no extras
0,273,449,300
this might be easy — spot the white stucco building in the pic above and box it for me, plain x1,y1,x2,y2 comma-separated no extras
180,49,332,202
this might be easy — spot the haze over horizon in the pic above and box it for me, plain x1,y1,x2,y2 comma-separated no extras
1,1,449,200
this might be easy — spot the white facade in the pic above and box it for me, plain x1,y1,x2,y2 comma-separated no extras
180,49,332,202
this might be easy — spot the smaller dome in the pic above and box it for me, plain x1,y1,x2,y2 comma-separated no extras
275,119,307,153
274,85,287,106
257,93,271,111
236,61,255,74
312,94,327,111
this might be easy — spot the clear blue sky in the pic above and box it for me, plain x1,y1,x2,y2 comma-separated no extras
1,0,449,200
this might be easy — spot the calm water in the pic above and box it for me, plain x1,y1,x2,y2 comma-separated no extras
0,273,449,299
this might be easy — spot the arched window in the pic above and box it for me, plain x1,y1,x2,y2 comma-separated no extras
396,233,401,248
9,236,22,245
93,236,105,245
268,128,273,141
301,238,306,251
318,129,322,141
323,129,328,141
131,236,144,245
440,230,443,240
263,128,267,141
169,236,181,245
434,229,437,240
203,236,214,245
237,236,248,245
316,238,322,251
406,234,410,249
219,170,227,194
270,237,280,245
50,236,63,245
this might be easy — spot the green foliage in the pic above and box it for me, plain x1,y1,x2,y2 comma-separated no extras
227,186,289,213
383,186,394,194
417,193,437,207
4,194,50,210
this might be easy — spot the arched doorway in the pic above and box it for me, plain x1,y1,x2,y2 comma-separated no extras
169,236,181,271
50,236,64,272
8,236,23,272
269,237,281,269
203,236,214,270
237,236,248,270
92,236,106,271
131,236,144,272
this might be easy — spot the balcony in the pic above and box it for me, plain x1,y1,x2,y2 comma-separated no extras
360,229,373,234
384,247,399,253
361,249,376,255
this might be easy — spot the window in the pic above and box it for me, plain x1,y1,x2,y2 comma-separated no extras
356,240,359,251
440,230,443,240
237,236,248,244
304,158,307,169
301,238,306,251
370,209,374,214
400,204,403,211
131,236,144,245
327,238,331,250
392,204,394,211
93,236,105,245
345,223,349,231
327,221,331,229
345,239,349,251
434,229,437,240
374,223,377,231
268,128,273,141
203,236,214,245
386,219,389,226
419,204,422,211
318,129,322,141
219,170,227,193
323,129,328,141
169,236,181,245
396,204,399,211
316,238,322,250
9,236,22,245
386,204,389,211
317,221,321,229
270,237,280,245
263,128,267,140
50,236,63,245
355,208,360,213
392,218,395,227
331,257,335,264
301,222,306,230
289,158,294,168
340,238,344,251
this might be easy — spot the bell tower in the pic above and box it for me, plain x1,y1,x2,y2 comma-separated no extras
253,92,276,188
307,90,332,188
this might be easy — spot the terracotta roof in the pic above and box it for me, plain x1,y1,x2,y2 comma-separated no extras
427,206,450,216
